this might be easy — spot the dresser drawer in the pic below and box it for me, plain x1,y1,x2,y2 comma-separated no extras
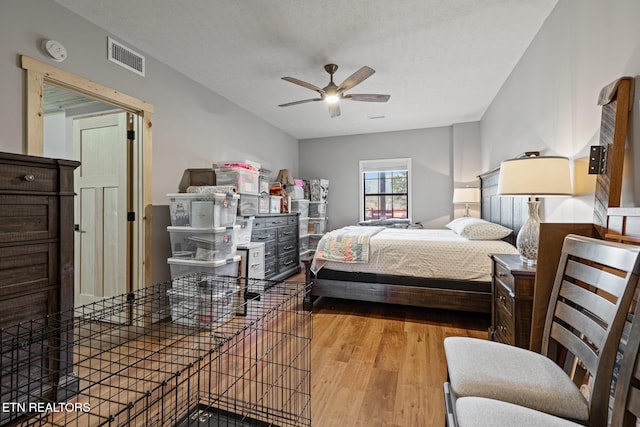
277,225,297,240
254,216,288,229
494,262,515,292
263,241,277,259
495,281,513,318
264,260,277,278
0,195,57,243
252,227,277,242
0,243,53,299
278,252,298,272
278,240,297,257
495,301,514,344
0,163,57,192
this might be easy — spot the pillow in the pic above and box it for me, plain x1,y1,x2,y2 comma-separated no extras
446,217,512,240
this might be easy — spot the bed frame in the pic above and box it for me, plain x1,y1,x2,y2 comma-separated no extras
309,167,527,313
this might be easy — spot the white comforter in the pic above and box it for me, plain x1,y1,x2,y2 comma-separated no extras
313,227,519,282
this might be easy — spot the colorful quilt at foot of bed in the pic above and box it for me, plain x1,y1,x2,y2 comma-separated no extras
310,226,385,274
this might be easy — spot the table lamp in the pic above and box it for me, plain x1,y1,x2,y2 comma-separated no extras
497,156,572,266
453,187,480,217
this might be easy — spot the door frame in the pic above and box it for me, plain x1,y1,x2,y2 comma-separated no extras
22,55,153,290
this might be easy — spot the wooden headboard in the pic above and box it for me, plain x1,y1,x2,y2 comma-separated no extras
593,77,634,237
478,167,528,247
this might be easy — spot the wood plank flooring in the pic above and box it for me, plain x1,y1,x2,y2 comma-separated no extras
310,296,490,427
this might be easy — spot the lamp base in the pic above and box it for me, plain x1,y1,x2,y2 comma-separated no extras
516,199,541,267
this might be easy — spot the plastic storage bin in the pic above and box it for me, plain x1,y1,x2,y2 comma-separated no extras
299,217,309,237
235,216,255,245
238,193,259,216
309,201,327,218
168,226,239,261
214,167,259,194
308,218,329,234
167,255,241,279
309,235,323,250
299,235,309,252
168,193,239,227
290,199,310,217
270,196,282,213
258,194,270,214
167,287,237,327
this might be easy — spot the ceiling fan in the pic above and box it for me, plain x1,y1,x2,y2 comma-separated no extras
278,64,390,118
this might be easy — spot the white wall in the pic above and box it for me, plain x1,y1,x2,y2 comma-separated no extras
481,0,640,223
0,0,298,282
299,126,456,229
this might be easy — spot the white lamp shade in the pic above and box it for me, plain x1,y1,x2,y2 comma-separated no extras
497,156,572,196
453,187,480,203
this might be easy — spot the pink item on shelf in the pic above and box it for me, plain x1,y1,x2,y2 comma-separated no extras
294,179,305,188
223,162,258,171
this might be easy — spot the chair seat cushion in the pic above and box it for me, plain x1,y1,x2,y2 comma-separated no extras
444,337,588,421
456,397,581,427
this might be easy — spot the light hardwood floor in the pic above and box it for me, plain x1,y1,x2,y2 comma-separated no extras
310,296,490,427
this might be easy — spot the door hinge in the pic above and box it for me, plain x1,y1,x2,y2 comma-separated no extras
127,212,136,222
127,130,135,140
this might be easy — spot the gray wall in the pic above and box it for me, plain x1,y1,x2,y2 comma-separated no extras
0,0,298,282
300,125,484,230
481,0,640,223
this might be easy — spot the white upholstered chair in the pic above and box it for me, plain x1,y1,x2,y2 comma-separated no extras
443,234,640,427
445,283,640,427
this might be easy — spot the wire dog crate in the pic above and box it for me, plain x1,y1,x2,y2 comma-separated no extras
0,275,312,426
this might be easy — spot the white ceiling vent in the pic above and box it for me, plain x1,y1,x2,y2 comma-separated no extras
107,37,145,77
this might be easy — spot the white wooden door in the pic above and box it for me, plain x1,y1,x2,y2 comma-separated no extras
73,112,130,307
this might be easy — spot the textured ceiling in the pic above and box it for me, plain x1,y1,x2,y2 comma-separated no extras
52,0,557,140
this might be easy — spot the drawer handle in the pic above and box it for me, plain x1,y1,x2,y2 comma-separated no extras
281,231,293,236
498,272,507,277
283,260,295,266
256,236,269,240
283,245,295,251
498,295,506,303
23,174,35,182
250,263,261,269
499,325,507,333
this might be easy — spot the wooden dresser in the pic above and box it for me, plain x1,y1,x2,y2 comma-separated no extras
251,213,300,282
0,152,80,413
489,254,536,348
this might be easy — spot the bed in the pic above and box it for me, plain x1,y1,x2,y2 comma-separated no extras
307,167,527,313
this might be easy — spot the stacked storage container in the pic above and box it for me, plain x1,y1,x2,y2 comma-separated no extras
166,191,242,326
307,179,329,254
213,165,266,294
290,199,310,257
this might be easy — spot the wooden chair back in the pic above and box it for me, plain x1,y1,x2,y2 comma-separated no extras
611,309,640,426
541,234,640,427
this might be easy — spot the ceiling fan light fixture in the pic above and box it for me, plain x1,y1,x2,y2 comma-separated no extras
279,64,389,117
325,95,340,104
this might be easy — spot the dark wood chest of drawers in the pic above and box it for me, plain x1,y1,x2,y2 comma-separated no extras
0,152,80,416
489,254,536,349
251,213,300,281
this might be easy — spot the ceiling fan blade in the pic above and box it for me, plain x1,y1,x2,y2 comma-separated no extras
278,98,322,107
344,94,390,102
328,102,341,118
281,77,324,94
337,66,375,92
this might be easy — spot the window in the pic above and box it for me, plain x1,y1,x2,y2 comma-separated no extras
359,158,411,222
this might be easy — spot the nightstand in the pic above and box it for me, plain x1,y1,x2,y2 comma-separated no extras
489,254,536,349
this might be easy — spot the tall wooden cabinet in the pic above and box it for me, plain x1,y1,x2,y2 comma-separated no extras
0,152,80,414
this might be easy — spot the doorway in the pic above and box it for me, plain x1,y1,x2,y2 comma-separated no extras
23,55,154,293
